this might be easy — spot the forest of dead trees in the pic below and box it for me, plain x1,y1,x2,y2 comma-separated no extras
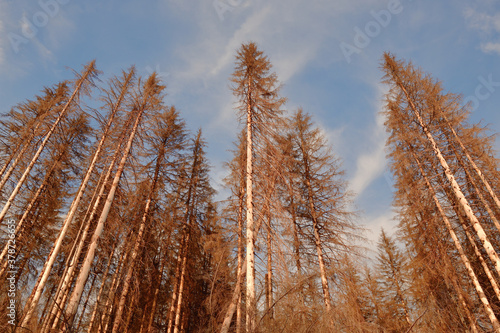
0,42,500,333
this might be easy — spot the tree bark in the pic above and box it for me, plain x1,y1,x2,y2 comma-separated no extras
245,80,256,333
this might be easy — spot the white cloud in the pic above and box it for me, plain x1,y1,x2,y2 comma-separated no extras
464,7,500,56
464,8,500,33
349,84,389,197
481,42,500,55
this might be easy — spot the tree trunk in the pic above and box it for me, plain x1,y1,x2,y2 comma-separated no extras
266,214,273,321
397,81,500,278
96,246,130,333
236,191,244,333
442,113,500,212
63,96,146,329
0,120,45,195
84,245,116,333
173,231,191,333
245,81,256,333
0,151,62,273
47,70,134,330
111,196,154,333
17,61,98,331
412,150,500,331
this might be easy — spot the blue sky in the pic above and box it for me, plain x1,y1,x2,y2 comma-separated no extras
1,0,499,250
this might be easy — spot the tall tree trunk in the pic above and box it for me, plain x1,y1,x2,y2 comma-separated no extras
75,272,98,332
265,214,273,321
46,71,134,330
441,113,500,211
146,252,167,333
63,97,146,330
17,61,98,331
84,245,116,333
173,231,191,333
96,246,130,333
245,81,256,333
0,120,45,195
44,156,113,331
236,181,244,333
0,151,63,273
111,184,159,332
304,171,332,311
166,236,184,333
412,150,500,331
396,80,500,278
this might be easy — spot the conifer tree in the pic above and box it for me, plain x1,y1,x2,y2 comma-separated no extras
382,52,500,331
286,109,358,317
376,229,412,330
230,41,286,332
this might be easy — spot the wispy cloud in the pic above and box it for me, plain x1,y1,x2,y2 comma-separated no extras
464,7,500,55
349,84,389,197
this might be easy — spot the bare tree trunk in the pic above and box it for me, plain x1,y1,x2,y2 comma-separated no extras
111,125,167,332
456,146,500,231
221,200,269,333
221,260,246,333
166,238,184,333
111,196,154,333
412,150,500,331
64,96,146,329
173,231,191,333
236,185,244,333
442,114,500,211
0,151,62,273
84,245,116,333
97,247,130,333
397,81,500,278
245,82,256,333
0,122,44,195
124,289,137,332
44,156,114,331
266,214,273,321
75,272,98,331
17,61,98,331
304,174,332,311
452,277,480,333
47,71,134,330
146,253,166,333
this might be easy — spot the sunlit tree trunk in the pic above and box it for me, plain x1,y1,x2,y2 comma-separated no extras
412,150,500,330
387,59,500,278
42,69,135,331
17,61,99,331
111,141,165,332
63,74,158,329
